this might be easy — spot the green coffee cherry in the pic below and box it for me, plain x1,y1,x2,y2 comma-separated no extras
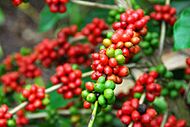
115,54,125,65
151,32,159,38
161,88,169,96
100,45,106,50
106,48,115,58
7,119,16,127
144,47,153,55
104,89,114,100
81,90,89,99
164,71,173,78
105,80,115,90
167,82,175,89
87,93,96,103
156,65,166,75
42,98,50,105
94,83,105,93
170,90,178,99
144,32,152,41
134,92,142,98
97,76,106,83
114,49,123,56
98,95,106,106
69,107,79,115
106,32,113,39
151,39,159,47
107,95,116,104
140,41,150,49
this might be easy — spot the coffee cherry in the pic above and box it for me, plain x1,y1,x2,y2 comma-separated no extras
83,101,91,109
104,89,114,100
151,4,176,26
86,93,96,103
137,104,147,115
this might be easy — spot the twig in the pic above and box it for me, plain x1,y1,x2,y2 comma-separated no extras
159,21,166,56
70,36,86,44
82,71,93,78
160,111,168,127
115,0,130,9
71,0,118,10
88,101,98,127
139,93,146,104
159,0,170,56
9,102,28,114
8,71,93,114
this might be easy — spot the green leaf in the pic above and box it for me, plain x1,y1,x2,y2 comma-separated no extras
49,91,70,109
171,1,190,15
0,8,5,25
174,7,190,50
34,77,45,86
38,5,68,32
153,96,168,113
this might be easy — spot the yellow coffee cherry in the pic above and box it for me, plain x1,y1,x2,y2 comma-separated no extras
102,39,112,47
124,42,133,48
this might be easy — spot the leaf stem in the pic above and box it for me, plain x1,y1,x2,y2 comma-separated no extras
71,0,118,10
88,101,99,127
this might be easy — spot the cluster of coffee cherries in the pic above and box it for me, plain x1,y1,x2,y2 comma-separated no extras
16,110,29,127
149,64,174,79
81,18,109,45
185,57,190,80
15,53,41,78
132,71,162,102
117,99,157,126
35,39,65,67
67,43,93,66
82,76,116,109
50,63,82,99
107,7,125,24
91,49,129,84
139,32,159,55
21,85,50,112
150,4,177,26
113,9,149,35
45,0,69,13
0,72,24,92
161,80,186,99
150,115,187,127
0,104,16,127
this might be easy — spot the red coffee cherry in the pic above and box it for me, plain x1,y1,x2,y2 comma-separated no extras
45,0,69,13
12,0,23,6
82,18,108,45
0,72,24,92
150,4,177,26
0,105,12,127
16,110,29,126
132,72,162,102
50,63,82,99
22,85,49,112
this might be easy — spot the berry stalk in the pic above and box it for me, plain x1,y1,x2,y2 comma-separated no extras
88,101,99,127
160,111,169,127
159,0,171,56
71,0,118,10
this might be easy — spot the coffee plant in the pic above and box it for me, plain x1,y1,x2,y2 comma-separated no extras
0,0,190,127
